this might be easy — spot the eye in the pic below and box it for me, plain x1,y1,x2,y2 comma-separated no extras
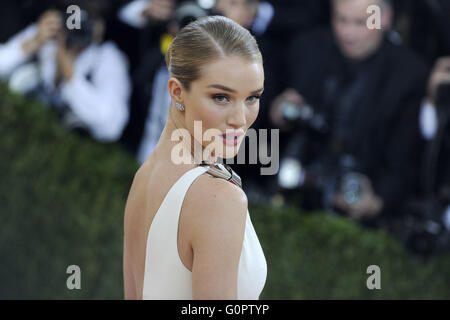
212,94,230,104
247,95,262,104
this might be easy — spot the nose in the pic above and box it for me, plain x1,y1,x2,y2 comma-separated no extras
342,23,359,42
227,102,247,129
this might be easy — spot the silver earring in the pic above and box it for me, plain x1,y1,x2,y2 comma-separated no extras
175,101,185,111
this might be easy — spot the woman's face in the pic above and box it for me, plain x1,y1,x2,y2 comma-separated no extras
214,0,259,29
181,56,264,160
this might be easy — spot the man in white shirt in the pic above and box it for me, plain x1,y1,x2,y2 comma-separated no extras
419,56,450,231
119,0,207,164
0,8,131,143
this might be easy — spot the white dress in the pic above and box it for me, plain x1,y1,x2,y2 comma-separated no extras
142,166,267,299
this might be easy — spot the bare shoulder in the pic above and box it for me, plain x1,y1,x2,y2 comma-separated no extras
182,173,248,242
186,173,248,224
182,173,248,299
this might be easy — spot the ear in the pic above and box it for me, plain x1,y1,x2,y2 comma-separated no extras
93,19,105,43
168,77,184,104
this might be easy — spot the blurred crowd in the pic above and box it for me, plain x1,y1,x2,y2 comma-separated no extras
1,0,450,256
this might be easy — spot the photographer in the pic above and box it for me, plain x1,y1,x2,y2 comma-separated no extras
405,56,450,254
271,0,428,224
119,0,178,28
0,10,62,79
1,2,131,143
120,1,208,163
116,0,179,72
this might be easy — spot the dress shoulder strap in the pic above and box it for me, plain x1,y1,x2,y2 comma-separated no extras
147,166,209,266
199,161,242,189
158,165,209,223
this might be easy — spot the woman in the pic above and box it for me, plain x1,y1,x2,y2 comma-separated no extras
123,15,267,300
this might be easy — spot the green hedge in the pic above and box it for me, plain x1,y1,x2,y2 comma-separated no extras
0,84,138,299
1,83,450,299
253,205,450,299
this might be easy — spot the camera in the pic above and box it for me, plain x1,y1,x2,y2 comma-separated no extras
277,126,367,211
280,101,329,134
277,131,308,190
323,154,368,211
339,171,365,206
398,198,450,256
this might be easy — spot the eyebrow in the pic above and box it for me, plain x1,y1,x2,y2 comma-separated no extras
207,84,264,94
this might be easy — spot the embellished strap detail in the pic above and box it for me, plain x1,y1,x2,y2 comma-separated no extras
199,161,242,189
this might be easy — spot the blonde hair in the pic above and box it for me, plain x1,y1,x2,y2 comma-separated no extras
165,15,263,91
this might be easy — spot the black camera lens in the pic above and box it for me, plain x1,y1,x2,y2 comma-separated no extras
340,173,363,205
280,101,329,134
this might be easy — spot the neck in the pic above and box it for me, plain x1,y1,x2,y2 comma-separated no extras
157,105,218,166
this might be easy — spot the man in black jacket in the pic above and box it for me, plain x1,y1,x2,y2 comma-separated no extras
271,0,429,223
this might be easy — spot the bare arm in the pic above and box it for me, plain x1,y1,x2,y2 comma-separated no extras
186,177,248,300
22,10,62,55
123,240,137,300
